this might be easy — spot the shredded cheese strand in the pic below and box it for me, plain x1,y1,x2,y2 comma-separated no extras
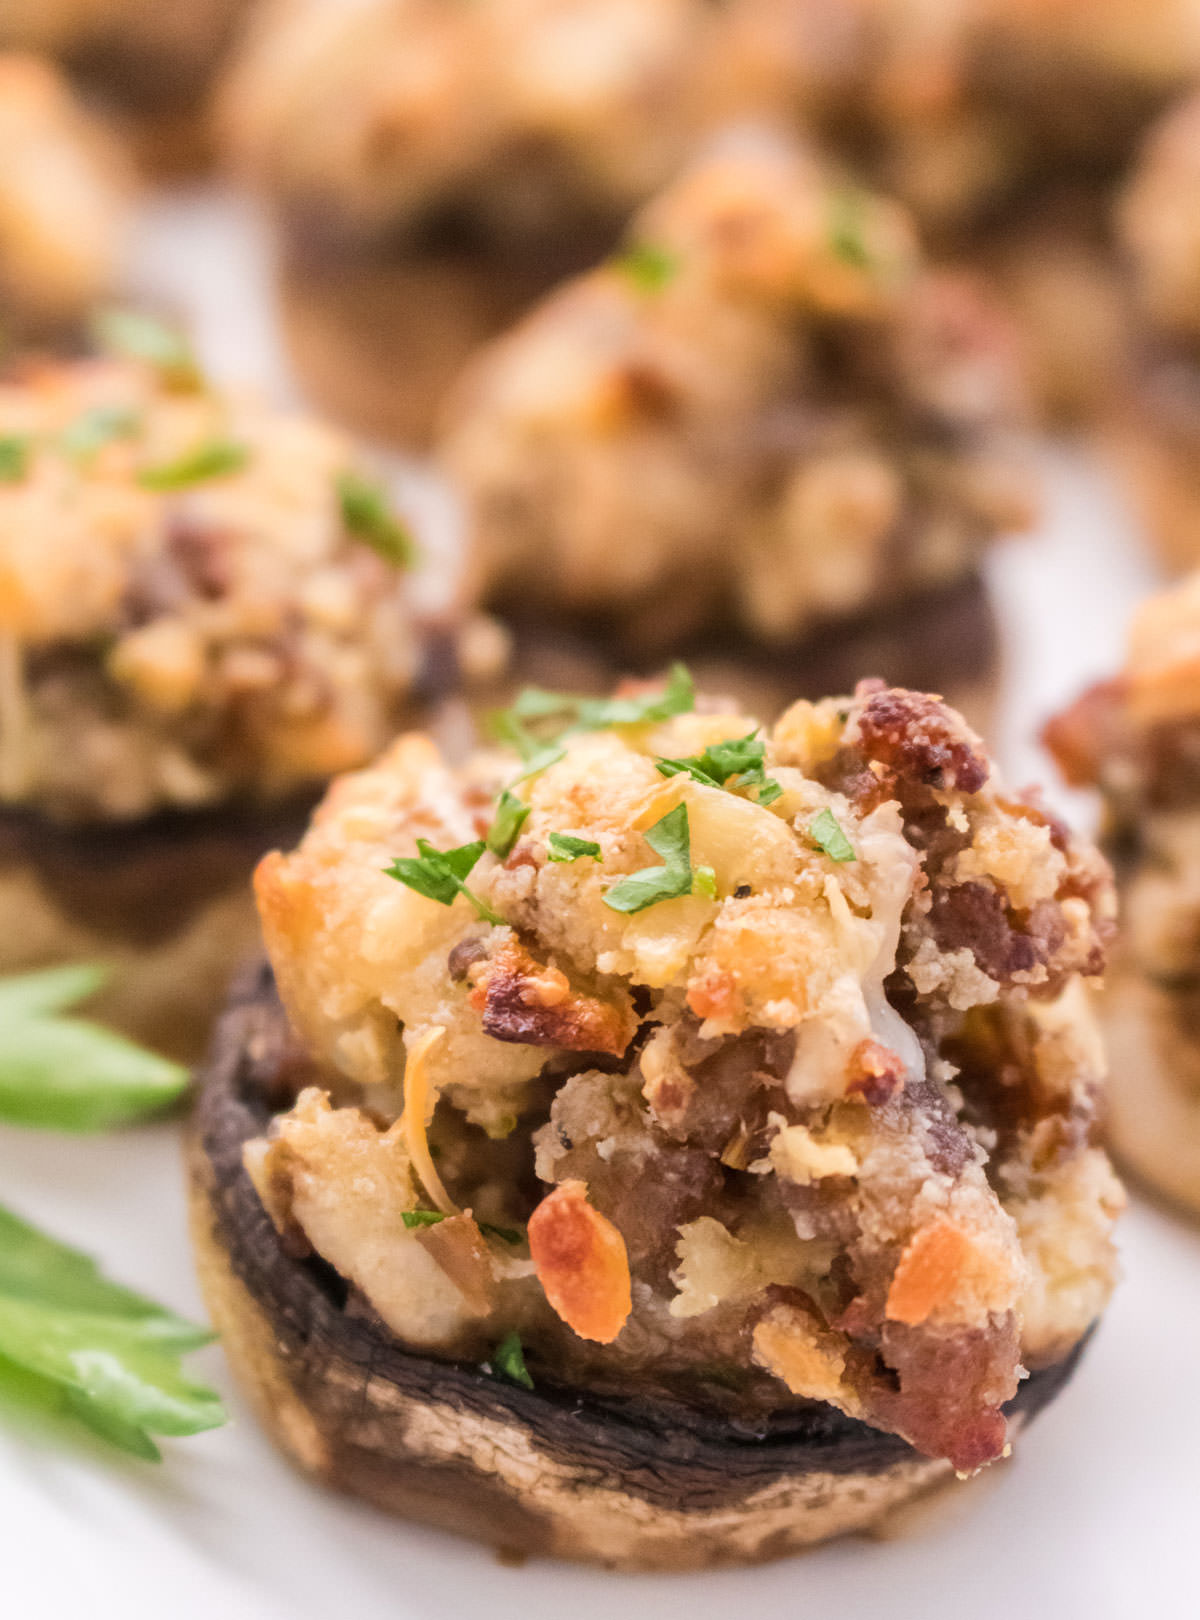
397,1025,459,1216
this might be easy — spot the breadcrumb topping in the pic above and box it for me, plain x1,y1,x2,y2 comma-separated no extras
0,353,444,821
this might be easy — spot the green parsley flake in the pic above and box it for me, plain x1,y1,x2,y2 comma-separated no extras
808,808,856,862
827,187,873,271
91,309,202,390
693,864,718,900
486,789,530,858
336,471,416,567
547,832,601,863
491,1330,534,1390
0,435,30,482
614,242,680,295
0,1202,225,1460
385,839,503,925
656,729,782,804
137,439,248,491
0,964,188,1133
401,1209,445,1230
498,663,694,755
603,802,697,914
59,405,142,461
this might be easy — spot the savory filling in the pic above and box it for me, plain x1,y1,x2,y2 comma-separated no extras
0,337,476,824
223,0,714,252
442,127,1033,652
1047,570,1200,998
248,673,1122,1473
0,53,130,330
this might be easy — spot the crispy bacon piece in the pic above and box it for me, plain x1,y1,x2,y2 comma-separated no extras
853,684,989,796
470,937,635,1057
528,1180,632,1344
845,1038,905,1105
886,1222,977,1326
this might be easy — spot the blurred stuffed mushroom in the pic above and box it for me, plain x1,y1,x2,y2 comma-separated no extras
440,128,1034,712
221,0,718,445
0,322,503,1057
191,671,1121,1567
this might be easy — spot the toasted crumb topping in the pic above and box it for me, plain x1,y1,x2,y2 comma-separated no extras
443,128,1031,649
250,676,1120,1471
0,352,442,821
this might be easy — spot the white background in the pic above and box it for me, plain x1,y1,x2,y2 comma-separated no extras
1,184,1195,1620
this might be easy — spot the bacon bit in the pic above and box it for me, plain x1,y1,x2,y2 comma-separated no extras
853,685,989,795
846,1038,905,1105
686,967,744,1024
415,1214,495,1316
398,1026,459,1216
1041,678,1127,789
470,937,635,1056
886,1222,973,1326
527,1180,632,1343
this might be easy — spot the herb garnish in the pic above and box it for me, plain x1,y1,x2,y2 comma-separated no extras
827,187,873,271
808,808,856,862
497,663,694,752
486,789,530,858
547,833,601,863
603,802,704,914
59,404,142,461
693,864,718,900
0,965,188,1132
137,439,248,491
0,435,30,482
491,1330,534,1390
656,729,782,805
91,309,202,391
402,1209,522,1244
385,839,503,925
0,1204,224,1460
614,242,680,295
337,471,416,567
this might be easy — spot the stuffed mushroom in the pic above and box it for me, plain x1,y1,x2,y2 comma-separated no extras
0,328,501,1058
440,127,1033,709
191,672,1122,1567
220,0,718,446
1046,572,1200,1214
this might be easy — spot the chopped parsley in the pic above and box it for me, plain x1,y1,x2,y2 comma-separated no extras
488,711,566,783
91,309,202,390
486,789,530,858
614,241,680,295
656,729,782,804
547,832,601,863
498,663,694,753
401,1210,445,1230
491,1330,534,1390
693,864,718,900
59,405,142,461
137,439,248,491
336,471,416,567
808,808,856,862
384,839,503,925
603,802,701,914
0,435,30,482
827,187,873,271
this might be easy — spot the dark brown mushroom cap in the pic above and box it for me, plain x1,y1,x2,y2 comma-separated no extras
189,961,1090,1571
